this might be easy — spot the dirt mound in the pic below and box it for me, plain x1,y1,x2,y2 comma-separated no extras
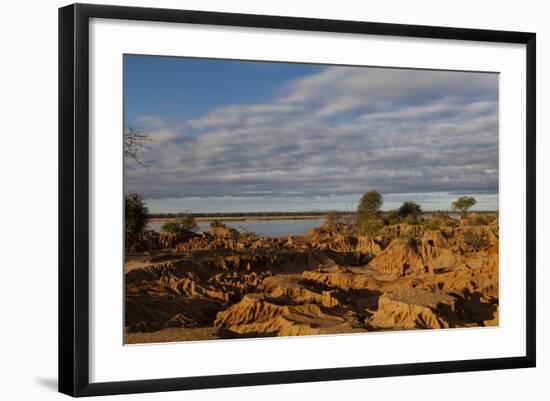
383,223,423,238
367,289,454,330
317,234,381,255
214,294,351,336
302,269,381,291
159,230,200,248
418,231,461,272
449,226,499,251
424,253,499,301
262,275,341,308
125,289,221,332
368,238,426,276
356,236,383,255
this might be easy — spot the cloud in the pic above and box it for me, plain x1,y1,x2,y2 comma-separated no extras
125,65,498,203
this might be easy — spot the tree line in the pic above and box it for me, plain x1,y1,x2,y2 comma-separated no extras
126,191,481,248
354,191,478,235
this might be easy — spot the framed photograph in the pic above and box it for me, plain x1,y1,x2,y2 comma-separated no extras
59,3,536,397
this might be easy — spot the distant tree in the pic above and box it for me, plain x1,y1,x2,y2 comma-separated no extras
125,193,148,250
357,191,383,216
451,196,477,217
356,191,383,236
124,126,150,167
397,201,422,218
161,213,198,233
125,193,149,235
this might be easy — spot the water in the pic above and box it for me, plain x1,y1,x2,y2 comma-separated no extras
148,218,324,237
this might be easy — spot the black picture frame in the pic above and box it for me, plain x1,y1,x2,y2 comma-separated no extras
59,3,536,397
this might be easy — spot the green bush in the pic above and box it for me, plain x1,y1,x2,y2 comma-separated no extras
355,191,384,236
403,214,421,225
398,201,422,218
357,191,383,215
357,218,384,236
357,191,383,228
161,214,198,233
125,193,149,251
125,193,148,235
421,218,440,231
386,210,402,225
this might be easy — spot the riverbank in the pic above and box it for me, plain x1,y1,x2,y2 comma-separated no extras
148,217,325,237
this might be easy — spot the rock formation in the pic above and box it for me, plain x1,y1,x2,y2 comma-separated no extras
125,217,499,343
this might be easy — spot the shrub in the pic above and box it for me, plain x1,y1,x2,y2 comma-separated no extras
161,214,198,233
125,193,149,251
357,218,384,236
386,210,402,225
421,218,441,231
398,201,422,218
404,214,421,225
125,193,148,235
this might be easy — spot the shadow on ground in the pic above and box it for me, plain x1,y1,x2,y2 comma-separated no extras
35,377,57,392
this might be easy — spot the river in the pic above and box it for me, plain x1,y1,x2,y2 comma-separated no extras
148,218,324,237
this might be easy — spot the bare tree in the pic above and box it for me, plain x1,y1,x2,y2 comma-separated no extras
124,126,150,168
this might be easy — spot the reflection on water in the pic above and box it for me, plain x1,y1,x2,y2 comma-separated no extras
148,218,324,237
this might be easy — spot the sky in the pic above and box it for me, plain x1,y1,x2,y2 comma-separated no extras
124,55,499,213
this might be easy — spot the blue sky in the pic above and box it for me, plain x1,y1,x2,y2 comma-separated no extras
124,56,321,125
124,54,499,213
